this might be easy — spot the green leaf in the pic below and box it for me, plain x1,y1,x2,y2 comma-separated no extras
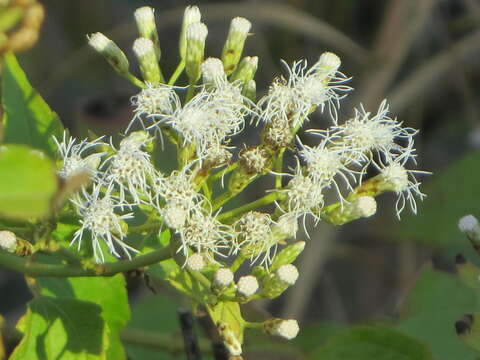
0,144,58,220
10,297,108,360
2,53,63,157
208,301,245,344
125,295,179,360
309,326,433,360
398,266,480,360
399,151,480,249
35,274,130,360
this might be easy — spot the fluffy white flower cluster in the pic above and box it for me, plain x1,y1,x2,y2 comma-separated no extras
55,5,427,266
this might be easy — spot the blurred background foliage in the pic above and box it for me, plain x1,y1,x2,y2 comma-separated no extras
2,0,480,359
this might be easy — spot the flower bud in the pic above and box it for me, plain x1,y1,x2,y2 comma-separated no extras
230,56,258,84
179,6,201,59
87,32,129,75
185,22,208,83
236,275,258,297
261,264,299,299
239,147,268,175
264,318,299,340
315,52,341,77
201,57,225,85
0,231,17,253
214,268,234,287
459,215,480,252
221,17,251,74
270,241,305,272
276,264,299,285
322,196,377,225
186,253,205,271
134,6,161,60
133,37,161,83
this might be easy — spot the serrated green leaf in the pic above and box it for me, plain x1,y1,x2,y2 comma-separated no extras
309,326,433,360
0,144,57,220
398,266,480,360
35,274,130,360
10,297,109,360
2,53,63,157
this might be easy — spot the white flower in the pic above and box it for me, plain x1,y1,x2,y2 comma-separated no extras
278,165,325,223
176,208,232,260
104,131,155,204
298,136,360,194
234,211,277,266
185,252,205,271
214,268,234,287
71,185,136,263
130,83,180,131
53,131,104,179
378,156,428,218
0,231,17,253
202,57,226,85
331,100,418,162
166,88,245,158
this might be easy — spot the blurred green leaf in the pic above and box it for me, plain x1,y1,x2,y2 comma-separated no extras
399,151,480,248
10,297,108,360
35,274,130,360
294,322,347,352
125,295,178,360
2,53,63,157
309,326,433,360
0,144,57,220
398,266,480,360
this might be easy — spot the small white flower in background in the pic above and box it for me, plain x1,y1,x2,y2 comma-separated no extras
379,156,428,218
0,231,17,253
104,131,155,204
459,215,479,234
53,132,104,179
130,83,180,131
71,185,137,263
237,275,259,297
234,211,277,266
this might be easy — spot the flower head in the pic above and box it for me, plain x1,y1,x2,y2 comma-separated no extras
54,132,104,180
71,185,136,263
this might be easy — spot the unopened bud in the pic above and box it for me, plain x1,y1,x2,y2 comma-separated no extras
230,56,258,84
214,268,234,287
201,57,225,85
270,241,305,272
222,17,251,74
179,6,201,59
134,6,160,60
133,37,161,83
88,32,129,75
276,264,299,285
186,253,205,271
316,52,341,74
237,275,258,297
185,22,208,82
264,318,299,340
322,196,377,225
0,231,16,253
459,215,480,252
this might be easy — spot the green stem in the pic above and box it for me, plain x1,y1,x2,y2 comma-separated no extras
209,162,238,183
244,321,264,329
188,269,211,289
230,255,245,273
218,192,284,223
274,148,285,189
0,245,172,277
168,60,185,86
122,72,146,88
185,83,196,102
